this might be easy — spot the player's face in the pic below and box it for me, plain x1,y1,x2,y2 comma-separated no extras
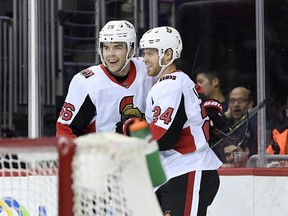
142,48,162,77
196,73,214,98
102,42,129,76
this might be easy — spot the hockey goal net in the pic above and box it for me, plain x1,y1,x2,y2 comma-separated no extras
0,133,162,216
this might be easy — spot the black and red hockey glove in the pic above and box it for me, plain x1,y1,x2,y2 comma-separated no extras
202,99,223,129
116,115,143,136
195,84,224,130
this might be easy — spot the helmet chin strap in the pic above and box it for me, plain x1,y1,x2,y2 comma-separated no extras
155,57,174,79
117,49,134,73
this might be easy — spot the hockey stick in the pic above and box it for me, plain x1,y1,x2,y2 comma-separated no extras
190,37,203,78
211,99,266,149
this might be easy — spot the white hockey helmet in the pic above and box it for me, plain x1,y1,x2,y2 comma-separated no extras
99,20,136,69
139,26,182,68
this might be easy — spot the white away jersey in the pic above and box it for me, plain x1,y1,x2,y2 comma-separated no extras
145,71,222,180
56,58,155,138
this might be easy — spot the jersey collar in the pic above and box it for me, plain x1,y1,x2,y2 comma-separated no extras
101,61,136,88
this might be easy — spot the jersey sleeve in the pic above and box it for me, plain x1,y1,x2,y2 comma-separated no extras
148,81,187,150
56,75,96,138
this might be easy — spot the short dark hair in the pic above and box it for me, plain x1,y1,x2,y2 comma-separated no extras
194,65,227,95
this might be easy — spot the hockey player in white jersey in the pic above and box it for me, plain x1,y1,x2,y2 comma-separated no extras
140,26,222,216
56,20,155,138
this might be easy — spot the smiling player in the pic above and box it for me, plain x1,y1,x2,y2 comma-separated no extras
56,20,155,138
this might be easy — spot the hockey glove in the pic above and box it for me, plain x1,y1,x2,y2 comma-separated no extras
116,115,142,136
203,99,223,129
195,84,224,130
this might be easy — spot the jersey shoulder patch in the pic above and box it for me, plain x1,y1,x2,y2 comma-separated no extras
159,74,177,82
80,69,95,78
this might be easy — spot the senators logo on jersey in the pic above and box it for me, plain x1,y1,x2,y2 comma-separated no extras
119,96,145,119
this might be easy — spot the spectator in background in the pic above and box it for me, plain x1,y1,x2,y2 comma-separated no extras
194,65,228,112
193,65,228,162
266,97,288,155
275,97,288,132
220,86,257,167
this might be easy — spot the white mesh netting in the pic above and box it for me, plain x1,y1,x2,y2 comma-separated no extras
0,145,58,216
72,133,163,216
